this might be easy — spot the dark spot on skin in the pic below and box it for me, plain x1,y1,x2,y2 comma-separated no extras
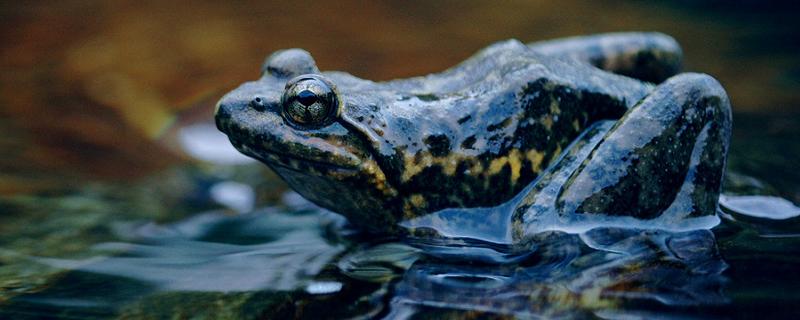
356,116,364,122
370,105,379,112
405,165,445,205
488,164,512,197
487,118,512,132
461,136,477,149
623,50,678,83
520,154,534,175
455,161,477,182
518,79,552,119
457,115,472,124
515,122,549,150
581,90,628,120
414,93,440,101
424,134,451,157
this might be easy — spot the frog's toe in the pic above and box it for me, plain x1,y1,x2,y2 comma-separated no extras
556,73,731,225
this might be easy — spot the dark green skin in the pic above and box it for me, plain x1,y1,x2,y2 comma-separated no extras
215,32,731,243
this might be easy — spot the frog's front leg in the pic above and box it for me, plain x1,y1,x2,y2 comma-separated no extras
529,32,682,83
556,73,731,225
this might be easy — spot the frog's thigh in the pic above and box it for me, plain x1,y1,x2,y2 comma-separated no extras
528,32,682,83
556,73,731,219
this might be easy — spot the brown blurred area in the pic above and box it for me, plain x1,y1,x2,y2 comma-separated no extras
1,0,798,193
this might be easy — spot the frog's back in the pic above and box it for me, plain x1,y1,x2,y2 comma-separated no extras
336,40,652,105
328,40,656,220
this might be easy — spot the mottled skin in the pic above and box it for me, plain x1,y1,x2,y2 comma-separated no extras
215,32,731,242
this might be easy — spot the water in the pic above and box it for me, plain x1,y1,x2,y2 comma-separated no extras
2,1,800,319
2,179,798,318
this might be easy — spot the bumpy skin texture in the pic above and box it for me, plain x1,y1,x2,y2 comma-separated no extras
215,32,731,238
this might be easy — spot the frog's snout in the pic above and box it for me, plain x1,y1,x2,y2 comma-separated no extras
214,99,232,132
214,96,249,134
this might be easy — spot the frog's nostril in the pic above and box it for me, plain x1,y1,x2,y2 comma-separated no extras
250,96,268,111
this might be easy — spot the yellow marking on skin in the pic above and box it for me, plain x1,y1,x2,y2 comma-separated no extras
362,159,397,197
420,153,433,167
402,202,414,218
442,158,458,176
403,194,428,219
487,156,508,175
470,161,484,176
549,100,562,115
399,144,538,186
553,145,562,159
401,152,474,181
507,149,522,184
526,149,545,173
542,115,554,130
401,154,427,182
410,194,426,208
572,119,581,131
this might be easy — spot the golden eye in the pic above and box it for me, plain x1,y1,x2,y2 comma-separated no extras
280,75,340,128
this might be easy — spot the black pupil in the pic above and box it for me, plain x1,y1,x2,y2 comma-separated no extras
297,90,318,107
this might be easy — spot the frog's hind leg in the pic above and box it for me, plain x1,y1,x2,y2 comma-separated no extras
556,73,731,228
529,32,682,83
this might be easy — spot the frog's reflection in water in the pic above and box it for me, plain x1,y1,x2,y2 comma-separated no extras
345,228,728,318
9,206,727,318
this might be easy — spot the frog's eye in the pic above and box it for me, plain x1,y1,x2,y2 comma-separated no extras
281,75,340,129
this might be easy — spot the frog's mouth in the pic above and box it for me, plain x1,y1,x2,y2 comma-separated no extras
238,143,362,175
216,115,362,175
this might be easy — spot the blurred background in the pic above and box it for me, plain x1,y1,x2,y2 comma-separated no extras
1,0,798,199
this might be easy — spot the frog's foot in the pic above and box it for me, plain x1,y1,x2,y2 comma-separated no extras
529,32,682,83
556,73,731,227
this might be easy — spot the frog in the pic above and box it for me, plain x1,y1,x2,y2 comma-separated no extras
215,32,731,253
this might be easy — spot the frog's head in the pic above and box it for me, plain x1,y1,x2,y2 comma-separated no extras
215,49,402,232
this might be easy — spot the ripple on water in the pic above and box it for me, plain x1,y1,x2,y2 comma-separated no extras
1,207,346,318
720,195,800,220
